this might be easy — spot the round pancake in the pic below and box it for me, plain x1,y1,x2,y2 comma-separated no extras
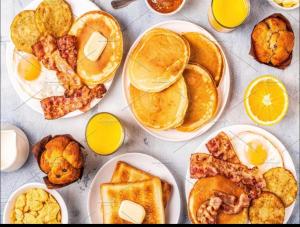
69,11,123,87
35,0,73,37
10,10,41,53
130,77,188,130
129,28,190,92
183,32,224,86
188,176,248,224
177,64,218,132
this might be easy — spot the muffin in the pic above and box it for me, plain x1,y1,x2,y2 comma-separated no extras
32,135,84,189
250,14,295,69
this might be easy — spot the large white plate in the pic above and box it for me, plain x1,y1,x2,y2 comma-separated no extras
6,0,114,119
185,124,297,224
122,20,231,142
87,153,181,224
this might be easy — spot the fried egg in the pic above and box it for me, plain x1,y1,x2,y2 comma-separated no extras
15,53,65,100
231,132,284,173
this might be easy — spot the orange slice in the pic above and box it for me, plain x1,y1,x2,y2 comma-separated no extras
244,75,289,126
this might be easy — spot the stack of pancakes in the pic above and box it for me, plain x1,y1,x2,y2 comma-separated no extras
128,28,224,132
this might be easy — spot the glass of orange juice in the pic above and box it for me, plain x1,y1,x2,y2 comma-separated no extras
85,113,125,156
208,0,250,32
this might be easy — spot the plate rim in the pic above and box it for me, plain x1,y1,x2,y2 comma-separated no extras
3,182,69,224
184,124,297,224
122,20,231,142
87,152,182,224
5,0,116,119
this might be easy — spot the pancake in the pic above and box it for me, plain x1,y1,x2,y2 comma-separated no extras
188,176,248,224
129,28,190,92
183,32,224,86
69,11,123,87
130,77,188,130
177,64,218,132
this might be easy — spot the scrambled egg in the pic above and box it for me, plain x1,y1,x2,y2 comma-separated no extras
10,188,61,224
273,0,299,7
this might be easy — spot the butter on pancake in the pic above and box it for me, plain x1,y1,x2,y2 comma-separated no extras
130,77,188,130
188,176,248,224
177,64,218,132
183,32,224,86
129,28,190,93
69,11,123,87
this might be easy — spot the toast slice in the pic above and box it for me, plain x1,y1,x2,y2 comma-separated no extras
100,178,165,224
111,161,172,208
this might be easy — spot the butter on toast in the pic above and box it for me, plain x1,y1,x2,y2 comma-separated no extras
100,178,165,224
111,161,172,208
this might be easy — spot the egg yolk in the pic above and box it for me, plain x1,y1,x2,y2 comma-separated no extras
18,56,41,81
246,141,268,166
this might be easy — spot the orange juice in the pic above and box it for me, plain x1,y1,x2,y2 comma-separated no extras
209,0,250,32
86,113,124,155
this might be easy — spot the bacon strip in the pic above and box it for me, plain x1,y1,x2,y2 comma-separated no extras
190,153,266,199
41,84,106,120
206,132,240,164
196,197,222,224
214,191,250,215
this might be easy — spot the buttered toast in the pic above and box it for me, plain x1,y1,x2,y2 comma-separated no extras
100,178,165,224
111,161,172,208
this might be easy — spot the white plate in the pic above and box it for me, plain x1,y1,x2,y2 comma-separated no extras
87,153,181,224
185,124,297,224
6,0,114,119
122,20,231,142
3,183,68,224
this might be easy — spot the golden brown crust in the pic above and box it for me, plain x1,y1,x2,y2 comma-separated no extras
32,135,84,189
264,167,298,207
249,192,285,224
250,14,294,69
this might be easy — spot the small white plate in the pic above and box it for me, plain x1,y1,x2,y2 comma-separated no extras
185,124,297,224
122,20,231,142
3,183,68,224
87,153,181,224
267,0,300,10
6,0,114,119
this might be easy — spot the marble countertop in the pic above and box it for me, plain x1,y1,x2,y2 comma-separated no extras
1,0,299,224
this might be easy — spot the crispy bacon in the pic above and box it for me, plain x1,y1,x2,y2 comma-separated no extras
190,153,266,199
206,132,240,164
196,197,222,224
32,35,57,70
214,191,250,215
41,84,107,120
57,35,78,70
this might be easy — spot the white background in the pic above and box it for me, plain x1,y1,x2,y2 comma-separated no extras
1,0,299,224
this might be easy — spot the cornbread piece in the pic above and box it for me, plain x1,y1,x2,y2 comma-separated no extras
206,132,240,164
32,135,84,188
111,161,172,208
100,179,165,224
10,10,41,54
35,0,73,37
264,167,298,207
190,153,266,199
249,192,285,224
251,14,295,69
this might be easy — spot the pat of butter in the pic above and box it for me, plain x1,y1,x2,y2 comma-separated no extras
84,32,107,61
118,200,146,224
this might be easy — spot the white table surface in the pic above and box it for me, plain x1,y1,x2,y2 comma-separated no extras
1,0,299,224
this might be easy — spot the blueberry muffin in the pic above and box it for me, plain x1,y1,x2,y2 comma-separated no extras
251,14,295,69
